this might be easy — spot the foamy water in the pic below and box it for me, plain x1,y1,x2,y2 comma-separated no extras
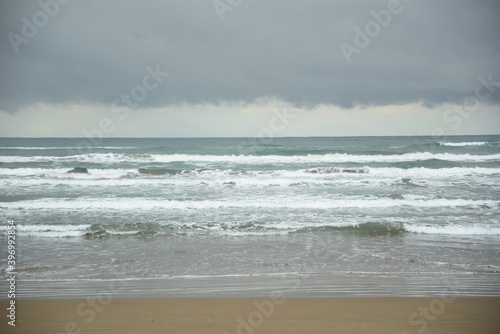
1,136,499,297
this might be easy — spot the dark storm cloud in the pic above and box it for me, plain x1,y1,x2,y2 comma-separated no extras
1,0,499,112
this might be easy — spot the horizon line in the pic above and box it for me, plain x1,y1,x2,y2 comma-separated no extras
1,134,500,140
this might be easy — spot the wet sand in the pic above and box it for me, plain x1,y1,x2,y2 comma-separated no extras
2,297,500,334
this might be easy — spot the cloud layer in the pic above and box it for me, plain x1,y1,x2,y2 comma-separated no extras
1,0,499,113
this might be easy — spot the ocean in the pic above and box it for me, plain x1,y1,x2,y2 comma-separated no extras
1,135,499,298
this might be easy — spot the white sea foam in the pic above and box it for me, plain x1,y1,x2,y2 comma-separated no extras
0,168,138,179
0,146,135,150
1,167,499,196
1,152,500,164
302,166,500,178
405,224,500,235
3,197,497,210
15,224,91,237
437,142,490,147
1,166,498,182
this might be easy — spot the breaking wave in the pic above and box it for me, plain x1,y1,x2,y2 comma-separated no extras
6,220,500,238
1,152,500,164
437,142,491,147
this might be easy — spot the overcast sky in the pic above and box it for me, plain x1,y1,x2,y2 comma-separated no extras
0,0,499,137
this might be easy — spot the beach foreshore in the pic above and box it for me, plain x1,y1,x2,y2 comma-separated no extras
1,297,499,334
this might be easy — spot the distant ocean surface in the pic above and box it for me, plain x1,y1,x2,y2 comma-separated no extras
1,136,500,297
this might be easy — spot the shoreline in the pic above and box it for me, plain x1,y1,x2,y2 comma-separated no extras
2,272,500,299
2,297,500,334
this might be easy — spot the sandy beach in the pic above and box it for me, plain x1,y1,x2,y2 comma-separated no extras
2,297,500,334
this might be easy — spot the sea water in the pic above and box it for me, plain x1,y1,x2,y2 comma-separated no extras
1,136,499,297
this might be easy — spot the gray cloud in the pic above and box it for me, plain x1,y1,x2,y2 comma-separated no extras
1,0,499,112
